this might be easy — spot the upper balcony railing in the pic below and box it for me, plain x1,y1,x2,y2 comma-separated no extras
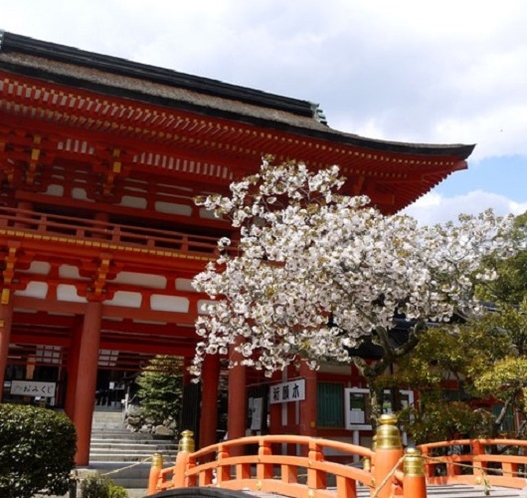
0,206,229,258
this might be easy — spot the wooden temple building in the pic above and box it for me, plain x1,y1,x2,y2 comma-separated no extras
0,31,474,465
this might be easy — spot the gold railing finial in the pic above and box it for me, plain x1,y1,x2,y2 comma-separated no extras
151,452,163,469
375,413,402,450
403,446,425,476
179,430,195,453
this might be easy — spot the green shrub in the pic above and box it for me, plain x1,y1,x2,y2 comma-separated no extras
0,404,77,498
80,473,128,498
109,481,129,498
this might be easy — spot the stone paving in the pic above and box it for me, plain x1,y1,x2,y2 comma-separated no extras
36,489,147,498
35,483,527,497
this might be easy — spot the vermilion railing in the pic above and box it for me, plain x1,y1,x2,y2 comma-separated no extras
151,434,375,498
147,419,527,497
0,206,226,256
420,438,527,489
147,415,428,498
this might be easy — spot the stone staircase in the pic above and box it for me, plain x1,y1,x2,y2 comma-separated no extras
87,407,178,488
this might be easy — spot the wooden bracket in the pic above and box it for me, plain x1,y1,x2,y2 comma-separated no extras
1,245,18,304
87,254,112,300
25,134,42,185
102,148,122,195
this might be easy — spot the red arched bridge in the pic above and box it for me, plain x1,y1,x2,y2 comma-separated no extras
146,415,527,498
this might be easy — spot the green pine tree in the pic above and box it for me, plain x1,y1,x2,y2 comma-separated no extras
136,355,184,428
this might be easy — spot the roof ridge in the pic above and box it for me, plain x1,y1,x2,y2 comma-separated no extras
0,31,325,121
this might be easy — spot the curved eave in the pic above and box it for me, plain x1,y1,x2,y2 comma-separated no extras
0,53,474,161
0,35,474,214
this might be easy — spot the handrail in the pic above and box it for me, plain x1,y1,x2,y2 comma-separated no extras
0,206,227,256
153,434,375,498
147,416,430,498
419,438,527,489
148,427,527,497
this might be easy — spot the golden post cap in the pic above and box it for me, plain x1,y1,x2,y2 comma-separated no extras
375,413,402,449
151,452,163,468
403,447,425,476
179,430,195,452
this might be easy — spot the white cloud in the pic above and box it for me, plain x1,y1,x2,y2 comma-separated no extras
4,0,527,220
4,0,527,164
404,191,527,226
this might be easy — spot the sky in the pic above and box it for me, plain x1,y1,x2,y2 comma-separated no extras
2,0,527,225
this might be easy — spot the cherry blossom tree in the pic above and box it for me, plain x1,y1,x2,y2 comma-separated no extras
191,158,516,422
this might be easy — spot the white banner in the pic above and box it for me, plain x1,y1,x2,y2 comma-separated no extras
270,378,305,404
10,380,56,398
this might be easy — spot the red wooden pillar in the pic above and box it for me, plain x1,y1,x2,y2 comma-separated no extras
227,339,246,451
73,300,103,466
299,360,317,438
199,354,220,449
269,378,282,435
0,301,14,402
64,319,83,419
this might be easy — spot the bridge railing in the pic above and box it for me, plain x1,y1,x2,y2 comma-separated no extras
148,414,428,498
420,438,527,489
147,418,527,497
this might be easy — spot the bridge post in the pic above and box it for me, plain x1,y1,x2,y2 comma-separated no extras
403,447,427,498
372,414,404,498
307,439,326,493
148,452,163,495
172,430,194,488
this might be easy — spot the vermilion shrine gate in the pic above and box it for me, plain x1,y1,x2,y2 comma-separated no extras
0,31,474,465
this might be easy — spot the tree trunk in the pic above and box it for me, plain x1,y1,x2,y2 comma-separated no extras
369,384,384,429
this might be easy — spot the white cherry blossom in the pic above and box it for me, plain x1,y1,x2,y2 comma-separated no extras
190,159,516,379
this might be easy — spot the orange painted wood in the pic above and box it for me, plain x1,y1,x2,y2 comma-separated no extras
257,440,273,481
227,339,247,448
403,472,427,498
307,440,326,491
64,321,82,419
73,300,103,466
148,463,162,495
299,359,318,440
372,447,404,498
198,354,220,451
171,450,190,488
420,438,527,490
0,302,14,397
152,435,375,496
152,435,527,496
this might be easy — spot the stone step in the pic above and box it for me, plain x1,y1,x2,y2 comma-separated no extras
91,436,175,443
92,420,126,427
90,446,177,457
91,427,129,432
91,431,163,438
92,435,175,441
92,409,124,418
92,420,126,426
90,408,178,465
90,447,177,457
91,442,176,450
90,453,175,462
93,410,123,417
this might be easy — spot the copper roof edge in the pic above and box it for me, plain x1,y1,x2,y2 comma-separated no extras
0,30,476,160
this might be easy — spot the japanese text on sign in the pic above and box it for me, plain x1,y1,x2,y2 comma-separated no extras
10,380,56,398
270,379,305,404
